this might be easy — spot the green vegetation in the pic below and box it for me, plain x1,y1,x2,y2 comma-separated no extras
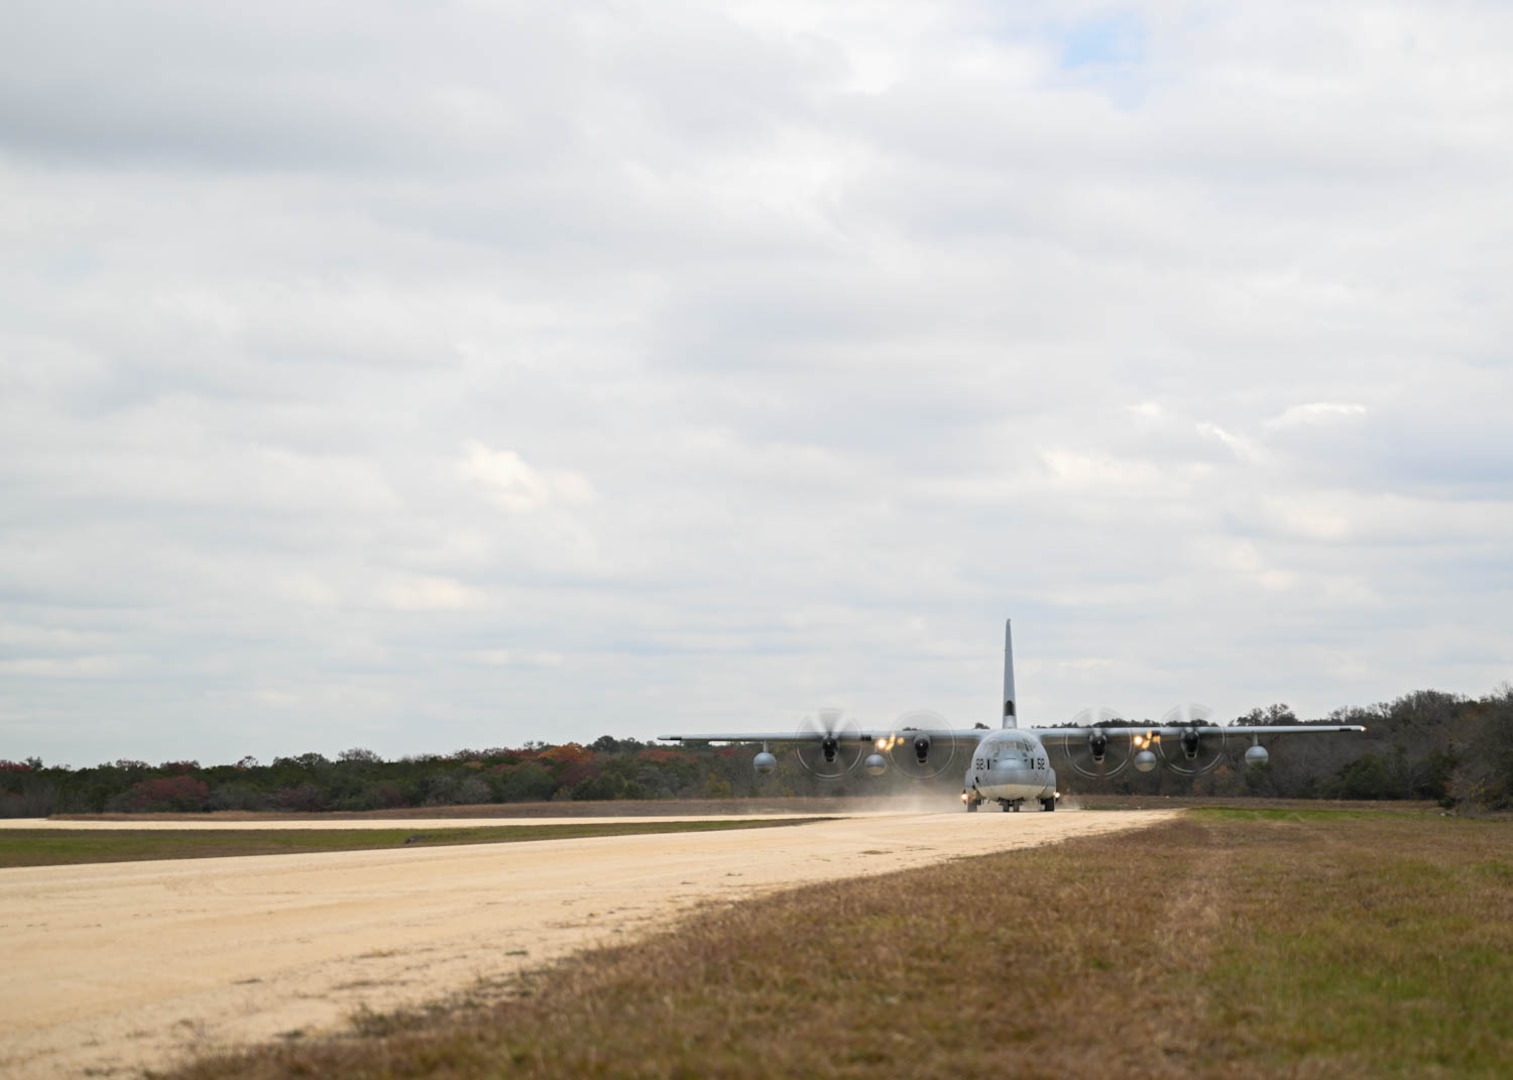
0,818,827,869
1060,686,1513,811
0,738,884,818
5,685,1512,817
163,810,1513,1079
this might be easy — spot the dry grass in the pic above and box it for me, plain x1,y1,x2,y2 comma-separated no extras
161,810,1513,1079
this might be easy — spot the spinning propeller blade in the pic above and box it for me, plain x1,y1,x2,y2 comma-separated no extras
1156,703,1227,775
795,709,864,779
883,710,960,780
1062,706,1135,778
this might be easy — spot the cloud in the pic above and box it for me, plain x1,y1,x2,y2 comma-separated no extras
380,577,487,613
1195,421,1265,463
2,2,1511,764
1265,402,1369,430
471,649,564,668
460,443,595,514
0,655,144,678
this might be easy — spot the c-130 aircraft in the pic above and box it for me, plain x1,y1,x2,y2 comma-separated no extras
661,620,1366,811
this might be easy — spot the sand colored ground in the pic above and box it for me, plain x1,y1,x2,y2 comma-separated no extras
0,808,1175,1078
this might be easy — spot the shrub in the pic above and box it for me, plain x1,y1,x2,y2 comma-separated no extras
273,784,327,812
112,775,211,813
208,783,271,811
498,762,559,802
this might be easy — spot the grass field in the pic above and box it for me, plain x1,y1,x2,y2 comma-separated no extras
0,818,829,868
161,808,1513,1079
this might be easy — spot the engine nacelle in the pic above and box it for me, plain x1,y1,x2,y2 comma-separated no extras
864,753,887,776
912,734,932,765
1179,728,1202,759
1088,731,1109,763
1243,745,1270,768
753,751,777,776
821,735,840,763
1134,749,1158,773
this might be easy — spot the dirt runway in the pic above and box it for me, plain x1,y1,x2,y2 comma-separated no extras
0,808,1175,1077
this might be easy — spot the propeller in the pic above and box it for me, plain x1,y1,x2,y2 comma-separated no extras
795,708,865,779
881,710,961,780
1061,706,1136,779
1155,703,1227,775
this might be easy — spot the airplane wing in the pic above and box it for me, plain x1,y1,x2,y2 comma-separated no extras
1033,723,1367,744
659,728,991,744
1036,722,1367,777
661,719,1367,783
659,724,992,781
660,731,858,744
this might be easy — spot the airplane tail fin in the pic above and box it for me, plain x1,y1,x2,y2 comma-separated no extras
1002,618,1017,729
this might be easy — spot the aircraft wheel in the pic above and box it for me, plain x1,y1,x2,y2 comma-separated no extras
966,799,978,813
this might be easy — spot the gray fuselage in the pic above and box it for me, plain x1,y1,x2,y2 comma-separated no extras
965,729,1057,803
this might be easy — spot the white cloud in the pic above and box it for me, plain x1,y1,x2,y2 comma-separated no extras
460,442,595,514
1266,402,1369,429
0,655,144,678
2,1,1511,763
471,649,565,668
1196,421,1265,463
381,577,487,612
1038,449,1169,494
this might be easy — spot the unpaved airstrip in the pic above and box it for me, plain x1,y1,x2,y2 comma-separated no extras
0,807,1175,1078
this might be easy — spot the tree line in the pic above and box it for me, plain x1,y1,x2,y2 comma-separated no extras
3,686,1511,817
1061,686,1512,807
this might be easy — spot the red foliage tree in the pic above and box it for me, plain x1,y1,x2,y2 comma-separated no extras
539,743,592,766
118,775,211,812
637,748,694,765
273,784,327,812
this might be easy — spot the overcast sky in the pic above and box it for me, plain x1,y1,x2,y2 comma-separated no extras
3,1,1511,767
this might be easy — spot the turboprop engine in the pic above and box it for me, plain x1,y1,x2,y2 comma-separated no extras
795,710,866,779
1156,706,1227,775
881,712,959,780
1061,708,1135,778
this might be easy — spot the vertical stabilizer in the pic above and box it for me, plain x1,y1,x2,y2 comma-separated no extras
1002,618,1017,729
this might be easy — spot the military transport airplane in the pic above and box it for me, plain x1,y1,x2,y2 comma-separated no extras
661,619,1367,812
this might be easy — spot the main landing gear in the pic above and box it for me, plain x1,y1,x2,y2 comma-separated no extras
962,793,1056,812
